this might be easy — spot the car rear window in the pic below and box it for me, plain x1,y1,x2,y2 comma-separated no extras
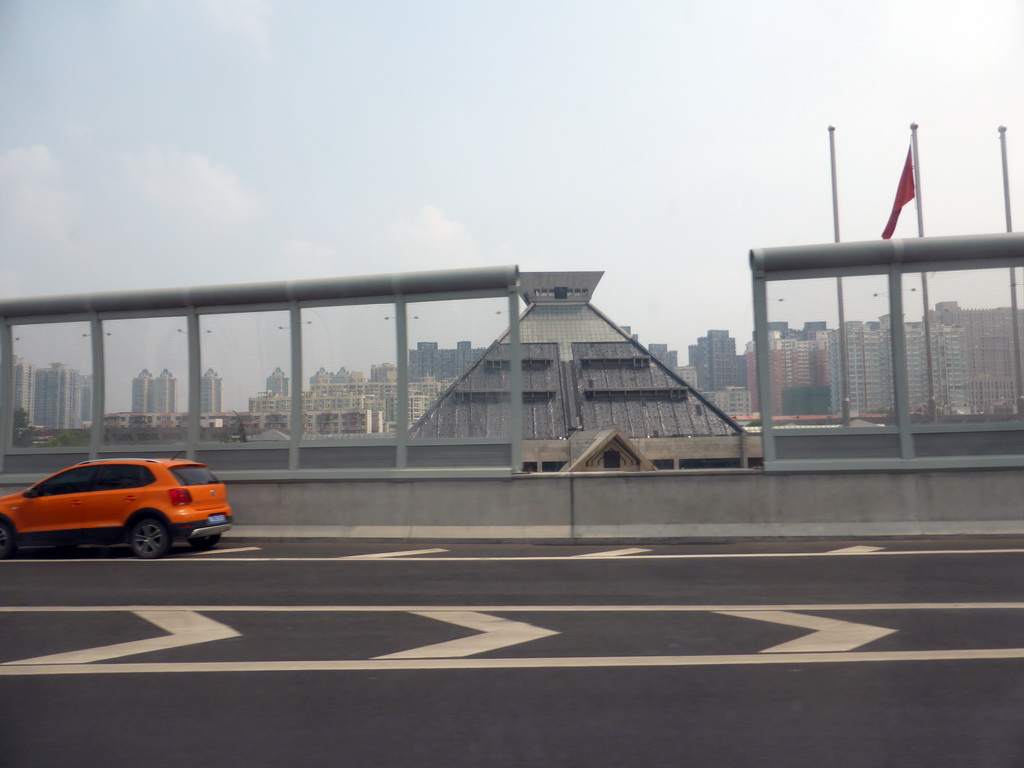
170,465,220,486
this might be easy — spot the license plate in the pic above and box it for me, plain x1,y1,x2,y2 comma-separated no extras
207,514,227,525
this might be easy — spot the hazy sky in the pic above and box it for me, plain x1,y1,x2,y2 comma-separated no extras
3,0,1024,373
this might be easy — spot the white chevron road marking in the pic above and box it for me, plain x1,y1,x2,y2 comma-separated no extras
715,610,897,653
3,610,240,665
573,548,652,558
374,611,559,659
339,549,449,560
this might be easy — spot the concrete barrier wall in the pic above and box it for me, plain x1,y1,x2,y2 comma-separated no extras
227,477,573,539
4,468,1020,540
222,468,1024,540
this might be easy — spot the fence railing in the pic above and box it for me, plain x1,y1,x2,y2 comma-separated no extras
751,233,1024,471
0,266,522,482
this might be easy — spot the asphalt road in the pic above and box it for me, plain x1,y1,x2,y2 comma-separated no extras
3,538,1024,767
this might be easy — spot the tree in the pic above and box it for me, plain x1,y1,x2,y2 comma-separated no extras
42,430,90,447
233,411,247,443
13,408,36,447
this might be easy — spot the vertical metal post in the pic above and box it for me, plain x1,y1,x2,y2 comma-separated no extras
910,123,936,422
89,315,104,459
888,253,914,459
289,303,302,471
395,298,409,470
829,126,851,426
752,268,775,464
185,309,201,460
507,287,523,473
0,319,12,468
1000,126,1024,416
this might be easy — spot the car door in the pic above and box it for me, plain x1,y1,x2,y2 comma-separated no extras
16,465,97,543
82,464,157,538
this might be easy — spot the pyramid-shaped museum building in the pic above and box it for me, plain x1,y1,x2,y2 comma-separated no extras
411,272,753,471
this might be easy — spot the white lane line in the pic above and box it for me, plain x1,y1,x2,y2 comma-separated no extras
715,610,896,653
573,548,652,558
374,611,559,659
3,610,240,665
192,547,262,556
9,547,1023,563
4,602,1024,613
5,647,1024,675
828,546,885,554
338,549,449,560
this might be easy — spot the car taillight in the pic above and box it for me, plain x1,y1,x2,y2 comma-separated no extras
168,488,192,505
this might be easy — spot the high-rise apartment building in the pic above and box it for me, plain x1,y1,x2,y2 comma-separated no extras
371,363,397,383
151,369,177,412
934,301,1020,413
408,341,486,382
34,362,81,430
13,356,36,422
704,386,752,416
266,367,289,397
747,325,831,415
647,344,679,370
689,330,743,391
200,368,223,414
132,369,178,413
78,374,93,425
744,322,831,415
902,319,969,414
826,321,890,416
248,364,445,433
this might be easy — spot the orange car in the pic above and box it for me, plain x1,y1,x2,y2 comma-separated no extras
0,458,232,559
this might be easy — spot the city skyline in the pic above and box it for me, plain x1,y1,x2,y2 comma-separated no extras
10,266,1013,409
13,283,1024,428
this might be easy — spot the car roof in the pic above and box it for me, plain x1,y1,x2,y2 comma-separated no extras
75,458,205,467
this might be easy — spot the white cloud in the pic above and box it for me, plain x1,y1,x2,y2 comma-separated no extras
0,145,79,246
388,205,482,270
197,0,272,54
123,146,259,221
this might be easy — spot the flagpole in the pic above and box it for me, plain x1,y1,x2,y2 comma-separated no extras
911,124,924,237
910,122,937,422
1000,126,1024,415
829,126,851,426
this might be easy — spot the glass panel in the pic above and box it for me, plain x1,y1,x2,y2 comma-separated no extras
407,297,509,438
102,317,189,445
299,304,396,440
912,267,1023,422
763,279,837,420
199,311,290,442
838,274,895,426
12,322,92,447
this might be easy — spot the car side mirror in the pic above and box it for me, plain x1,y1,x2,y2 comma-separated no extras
22,488,39,499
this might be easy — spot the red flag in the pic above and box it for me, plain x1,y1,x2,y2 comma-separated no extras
882,147,915,239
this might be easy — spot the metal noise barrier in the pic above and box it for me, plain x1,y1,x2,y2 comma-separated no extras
0,265,520,320
751,232,1024,277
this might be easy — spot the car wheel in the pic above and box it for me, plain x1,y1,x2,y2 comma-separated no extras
128,518,172,559
0,519,16,560
187,534,221,551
